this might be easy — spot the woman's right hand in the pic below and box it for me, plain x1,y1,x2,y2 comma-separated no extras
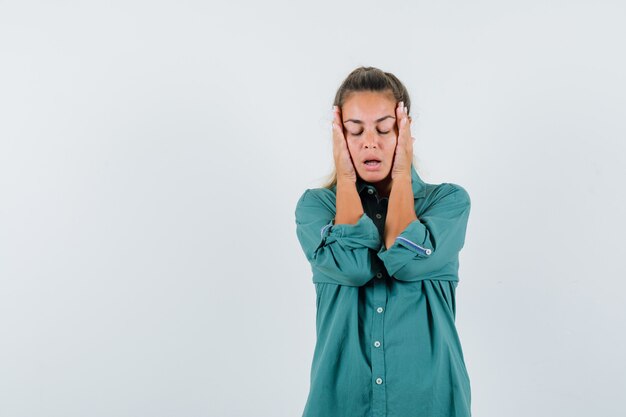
332,105,357,184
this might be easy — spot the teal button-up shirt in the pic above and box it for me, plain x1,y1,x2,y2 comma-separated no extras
294,164,472,417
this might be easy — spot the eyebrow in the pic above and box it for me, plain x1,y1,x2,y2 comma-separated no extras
343,115,395,125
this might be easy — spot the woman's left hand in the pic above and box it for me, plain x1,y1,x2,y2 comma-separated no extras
390,101,414,180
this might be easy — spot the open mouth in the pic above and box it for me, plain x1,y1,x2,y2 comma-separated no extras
364,160,382,169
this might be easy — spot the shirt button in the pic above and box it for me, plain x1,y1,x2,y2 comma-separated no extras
375,213,382,219
425,248,432,255
376,307,384,313
376,272,383,279
376,377,383,385
374,340,381,347
368,188,374,194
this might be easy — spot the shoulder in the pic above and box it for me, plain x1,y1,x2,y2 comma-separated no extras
295,187,336,216
428,182,471,207
296,187,335,205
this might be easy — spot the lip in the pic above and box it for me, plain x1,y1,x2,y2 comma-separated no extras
363,161,382,171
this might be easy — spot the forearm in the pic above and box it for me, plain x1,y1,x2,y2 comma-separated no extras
335,179,364,225
384,175,417,248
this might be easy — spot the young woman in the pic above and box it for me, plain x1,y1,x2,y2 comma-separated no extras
294,66,473,417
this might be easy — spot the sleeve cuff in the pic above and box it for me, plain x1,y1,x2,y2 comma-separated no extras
377,219,433,272
394,218,432,256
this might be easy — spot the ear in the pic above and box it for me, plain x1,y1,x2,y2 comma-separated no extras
408,115,413,124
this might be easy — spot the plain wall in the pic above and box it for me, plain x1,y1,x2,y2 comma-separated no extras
1,1,625,416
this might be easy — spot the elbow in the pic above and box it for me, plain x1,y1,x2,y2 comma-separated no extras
310,248,376,286
312,264,375,287
389,256,459,282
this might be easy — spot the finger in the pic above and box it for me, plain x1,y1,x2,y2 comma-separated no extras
331,106,340,130
399,102,410,134
396,101,406,133
396,102,412,145
331,107,349,159
331,107,340,136
332,115,343,142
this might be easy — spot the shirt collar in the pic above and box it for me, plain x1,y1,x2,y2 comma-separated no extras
331,163,427,199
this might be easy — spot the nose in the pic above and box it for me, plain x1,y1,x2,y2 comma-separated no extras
363,130,379,148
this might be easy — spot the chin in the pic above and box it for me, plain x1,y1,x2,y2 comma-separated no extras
359,169,391,182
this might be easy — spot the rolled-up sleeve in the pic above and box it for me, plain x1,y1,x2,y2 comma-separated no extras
295,189,382,286
377,184,471,281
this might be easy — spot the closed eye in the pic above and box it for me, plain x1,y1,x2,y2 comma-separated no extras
351,130,391,136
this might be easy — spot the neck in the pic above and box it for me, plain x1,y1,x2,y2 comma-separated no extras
373,173,393,198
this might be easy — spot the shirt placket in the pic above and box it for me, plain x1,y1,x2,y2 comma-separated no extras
364,186,388,417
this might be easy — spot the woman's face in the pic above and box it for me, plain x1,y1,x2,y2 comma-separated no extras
341,91,411,184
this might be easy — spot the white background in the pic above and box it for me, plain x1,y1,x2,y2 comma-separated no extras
1,1,625,416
